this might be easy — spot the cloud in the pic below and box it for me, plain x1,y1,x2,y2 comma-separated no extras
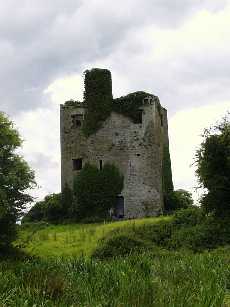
1,0,228,115
169,101,230,202
13,106,60,200
45,75,84,105
1,0,230,204
82,3,230,117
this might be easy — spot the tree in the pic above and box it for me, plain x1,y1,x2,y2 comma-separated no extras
43,193,62,222
195,115,230,217
0,112,35,249
73,163,124,219
22,193,66,223
164,189,193,212
21,200,46,223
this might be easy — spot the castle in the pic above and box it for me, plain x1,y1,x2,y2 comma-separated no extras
60,69,173,219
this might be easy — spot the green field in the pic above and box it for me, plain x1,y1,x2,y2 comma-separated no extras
16,216,171,258
0,216,229,306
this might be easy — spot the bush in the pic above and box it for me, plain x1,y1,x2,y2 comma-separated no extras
73,163,123,220
22,201,46,223
169,216,230,252
93,235,146,260
172,207,205,227
43,194,63,222
22,193,63,223
164,189,194,213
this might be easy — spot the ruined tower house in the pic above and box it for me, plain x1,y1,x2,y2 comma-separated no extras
60,68,173,219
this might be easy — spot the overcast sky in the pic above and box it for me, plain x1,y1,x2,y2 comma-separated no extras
1,0,230,203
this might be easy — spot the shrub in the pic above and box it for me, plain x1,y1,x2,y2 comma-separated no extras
172,207,205,227
169,216,230,252
21,201,46,223
164,190,194,213
93,235,146,259
22,193,63,223
73,163,123,220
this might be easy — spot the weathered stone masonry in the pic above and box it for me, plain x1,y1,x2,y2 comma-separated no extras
60,71,172,219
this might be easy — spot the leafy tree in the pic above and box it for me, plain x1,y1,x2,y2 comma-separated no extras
21,200,46,223
195,115,230,217
73,163,124,219
22,193,64,223
0,112,35,249
164,189,193,213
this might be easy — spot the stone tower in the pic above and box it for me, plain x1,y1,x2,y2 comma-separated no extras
60,69,172,219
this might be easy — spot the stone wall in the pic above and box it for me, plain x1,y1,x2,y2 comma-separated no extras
60,98,168,218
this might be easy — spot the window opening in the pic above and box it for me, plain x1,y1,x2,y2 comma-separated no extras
71,114,83,128
134,109,143,124
73,158,82,170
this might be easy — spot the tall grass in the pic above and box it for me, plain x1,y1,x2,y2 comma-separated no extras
0,251,229,306
9,215,230,306
16,216,171,258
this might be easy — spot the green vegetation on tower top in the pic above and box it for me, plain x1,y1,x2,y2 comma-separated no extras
112,91,157,123
82,68,163,136
83,68,113,136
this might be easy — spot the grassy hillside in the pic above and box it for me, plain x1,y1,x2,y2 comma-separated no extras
1,214,229,306
16,216,171,258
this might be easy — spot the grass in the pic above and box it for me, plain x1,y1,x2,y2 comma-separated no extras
16,216,171,258
0,250,229,306
1,215,229,306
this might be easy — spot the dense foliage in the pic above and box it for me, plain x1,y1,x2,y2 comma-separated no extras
24,163,124,223
74,163,124,219
22,194,62,223
195,116,230,216
0,112,35,250
82,69,165,135
93,207,230,258
112,91,155,122
83,68,113,136
164,189,193,212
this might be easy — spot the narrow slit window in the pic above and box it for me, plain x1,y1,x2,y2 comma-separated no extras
160,114,163,126
99,160,103,170
73,158,82,170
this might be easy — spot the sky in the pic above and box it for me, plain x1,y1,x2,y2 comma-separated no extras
1,0,230,204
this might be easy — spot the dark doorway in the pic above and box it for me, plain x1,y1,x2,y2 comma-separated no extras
115,196,124,218
73,158,82,170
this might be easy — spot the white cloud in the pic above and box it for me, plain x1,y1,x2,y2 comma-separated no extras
45,74,84,105
2,0,230,207
13,106,60,201
169,101,230,202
